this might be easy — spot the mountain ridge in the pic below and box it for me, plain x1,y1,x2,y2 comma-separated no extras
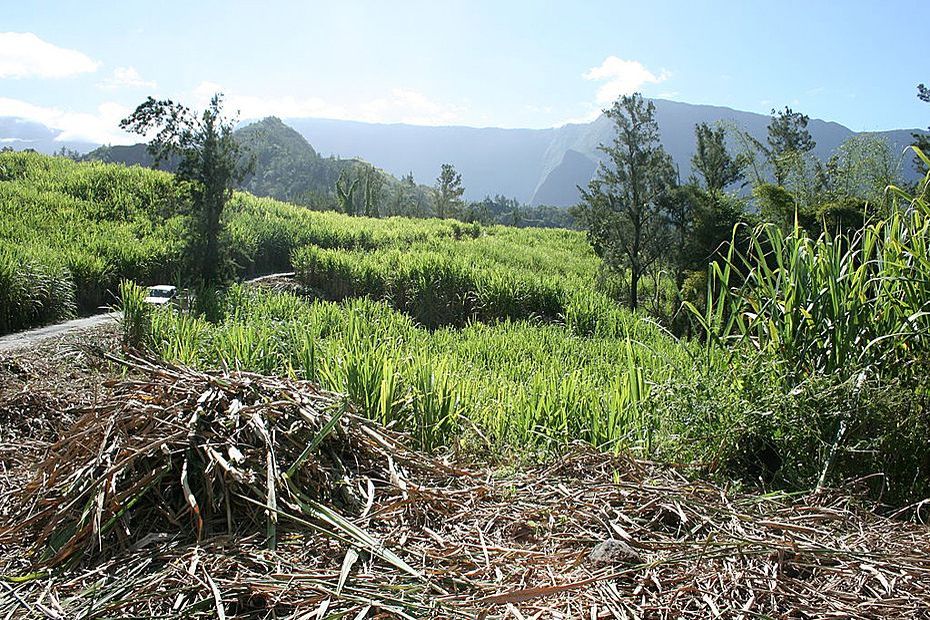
3,98,927,207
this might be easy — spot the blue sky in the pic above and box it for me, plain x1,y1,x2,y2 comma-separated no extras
3,1,929,144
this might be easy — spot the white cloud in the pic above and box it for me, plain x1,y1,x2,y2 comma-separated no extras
0,97,135,144
356,88,465,125
192,82,465,125
0,83,468,147
558,57,672,125
99,66,157,90
192,81,345,120
0,32,100,79
582,56,669,106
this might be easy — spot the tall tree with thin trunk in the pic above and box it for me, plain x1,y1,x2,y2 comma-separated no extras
434,163,465,219
911,83,930,175
767,106,816,185
691,122,745,196
120,93,251,283
573,93,676,310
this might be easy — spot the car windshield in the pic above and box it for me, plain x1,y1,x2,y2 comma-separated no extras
148,289,173,298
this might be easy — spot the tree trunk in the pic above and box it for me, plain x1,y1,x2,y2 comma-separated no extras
629,267,639,311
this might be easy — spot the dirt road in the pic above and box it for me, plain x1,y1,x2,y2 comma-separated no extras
0,312,120,353
0,273,296,354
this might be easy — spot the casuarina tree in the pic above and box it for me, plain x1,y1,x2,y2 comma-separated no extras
120,93,252,283
573,93,676,310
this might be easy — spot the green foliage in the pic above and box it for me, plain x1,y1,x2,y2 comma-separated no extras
819,135,902,210
0,151,592,334
434,163,465,219
289,221,612,330
0,245,75,335
464,194,577,228
767,107,816,185
0,151,187,333
335,168,361,215
689,155,930,500
142,286,686,456
691,122,746,194
574,93,676,310
118,280,150,348
911,83,930,174
753,182,808,229
120,93,253,283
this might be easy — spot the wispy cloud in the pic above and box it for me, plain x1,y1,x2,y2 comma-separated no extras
582,56,670,106
0,97,133,144
192,82,466,126
357,88,465,125
0,32,100,79
99,66,157,90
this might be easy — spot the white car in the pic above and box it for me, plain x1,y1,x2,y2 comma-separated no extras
143,285,178,306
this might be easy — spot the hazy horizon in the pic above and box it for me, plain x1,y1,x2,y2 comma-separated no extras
3,1,930,147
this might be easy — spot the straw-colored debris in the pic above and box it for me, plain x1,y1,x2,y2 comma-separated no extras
1,352,929,619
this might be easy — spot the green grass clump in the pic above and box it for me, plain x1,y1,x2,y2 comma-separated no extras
688,154,930,503
142,286,692,455
0,245,75,334
292,245,570,328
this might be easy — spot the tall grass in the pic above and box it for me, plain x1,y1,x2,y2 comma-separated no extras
0,246,76,334
686,151,930,501
118,280,150,348
142,287,687,455
1,151,598,334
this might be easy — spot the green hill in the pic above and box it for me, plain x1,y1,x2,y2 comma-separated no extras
0,150,592,333
84,116,428,214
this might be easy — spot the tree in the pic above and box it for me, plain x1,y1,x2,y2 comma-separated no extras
434,163,465,218
335,168,360,215
573,93,676,310
660,183,704,289
691,122,745,195
362,165,383,218
820,135,901,211
767,107,816,185
911,83,930,174
120,93,251,283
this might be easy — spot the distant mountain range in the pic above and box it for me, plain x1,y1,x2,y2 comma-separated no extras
0,117,96,155
3,99,927,207
287,101,928,206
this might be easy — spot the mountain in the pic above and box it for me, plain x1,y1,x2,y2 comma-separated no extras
7,99,929,208
0,117,96,155
287,101,928,207
83,117,408,210
233,116,342,204
82,143,167,168
532,149,598,207
286,117,555,205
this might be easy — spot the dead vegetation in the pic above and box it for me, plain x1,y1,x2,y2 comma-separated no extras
1,347,929,618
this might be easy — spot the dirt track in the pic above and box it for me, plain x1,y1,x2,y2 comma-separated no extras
0,312,119,353
0,272,295,354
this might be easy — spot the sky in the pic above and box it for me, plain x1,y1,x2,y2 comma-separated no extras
3,1,930,145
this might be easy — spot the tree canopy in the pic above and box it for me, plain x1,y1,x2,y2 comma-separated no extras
120,93,252,283
574,93,676,310
434,163,465,219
